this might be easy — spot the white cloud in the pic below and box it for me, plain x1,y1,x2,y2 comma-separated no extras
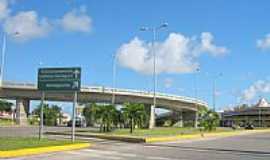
257,34,270,50
164,78,173,88
0,3,93,42
200,32,228,56
3,11,52,41
60,6,92,33
0,0,9,20
242,80,270,101
116,32,228,75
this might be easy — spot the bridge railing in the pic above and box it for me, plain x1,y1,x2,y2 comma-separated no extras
81,86,208,106
3,81,36,88
2,81,208,106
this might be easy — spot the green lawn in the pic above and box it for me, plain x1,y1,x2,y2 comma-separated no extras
77,127,236,138
0,137,80,151
0,119,14,126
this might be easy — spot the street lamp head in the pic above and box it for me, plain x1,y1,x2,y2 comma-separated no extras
140,27,149,31
160,22,169,28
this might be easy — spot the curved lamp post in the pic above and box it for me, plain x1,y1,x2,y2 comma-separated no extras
140,23,168,129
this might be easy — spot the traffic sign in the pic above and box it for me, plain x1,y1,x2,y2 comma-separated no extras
38,67,81,91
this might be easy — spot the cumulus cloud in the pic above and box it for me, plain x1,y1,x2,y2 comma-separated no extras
242,80,270,101
200,32,228,56
60,6,92,33
3,11,52,41
257,34,270,50
116,32,228,75
0,0,9,20
0,3,93,41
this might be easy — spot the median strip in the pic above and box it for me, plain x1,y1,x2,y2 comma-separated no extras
47,128,270,144
145,129,270,143
0,143,90,158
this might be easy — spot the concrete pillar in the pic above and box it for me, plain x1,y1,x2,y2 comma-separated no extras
149,105,155,129
182,111,198,128
16,99,29,126
173,110,183,127
178,111,183,127
194,111,198,128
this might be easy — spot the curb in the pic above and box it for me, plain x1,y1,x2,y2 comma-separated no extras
46,131,146,143
0,143,91,158
145,129,270,143
46,129,270,144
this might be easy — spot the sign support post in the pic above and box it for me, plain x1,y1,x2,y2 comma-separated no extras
72,91,77,142
37,67,81,142
39,91,45,140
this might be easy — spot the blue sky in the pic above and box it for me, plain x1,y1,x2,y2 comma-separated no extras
2,0,270,112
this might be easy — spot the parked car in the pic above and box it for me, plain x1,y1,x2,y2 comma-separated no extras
245,123,254,130
67,116,87,127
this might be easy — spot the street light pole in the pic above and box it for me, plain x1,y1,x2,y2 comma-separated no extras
151,28,157,129
0,32,19,87
212,73,222,112
213,78,216,111
140,23,168,129
194,68,200,128
0,34,6,87
112,54,117,105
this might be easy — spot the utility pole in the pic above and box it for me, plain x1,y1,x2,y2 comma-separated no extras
112,54,117,105
0,32,20,87
212,73,222,111
140,23,168,129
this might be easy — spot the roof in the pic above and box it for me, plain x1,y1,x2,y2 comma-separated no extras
255,98,270,108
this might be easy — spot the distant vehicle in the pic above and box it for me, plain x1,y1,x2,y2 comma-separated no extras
245,123,254,130
67,116,87,127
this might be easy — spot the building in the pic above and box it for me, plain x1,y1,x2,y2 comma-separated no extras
222,98,270,127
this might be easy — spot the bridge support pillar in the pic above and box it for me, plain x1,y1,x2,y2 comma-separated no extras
16,99,29,126
194,111,198,128
182,111,198,128
149,105,155,129
176,111,183,127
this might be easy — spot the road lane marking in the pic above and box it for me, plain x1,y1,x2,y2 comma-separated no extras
66,150,123,159
146,156,179,160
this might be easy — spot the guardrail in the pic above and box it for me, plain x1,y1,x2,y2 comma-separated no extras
2,81,208,106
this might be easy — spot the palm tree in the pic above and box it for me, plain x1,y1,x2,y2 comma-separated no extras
0,99,13,112
200,109,220,131
95,104,118,132
32,104,62,126
122,103,147,133
83,103,99,126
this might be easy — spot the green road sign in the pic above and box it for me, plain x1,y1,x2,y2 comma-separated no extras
38,67,81,91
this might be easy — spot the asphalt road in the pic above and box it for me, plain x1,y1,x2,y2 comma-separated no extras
4,131,270,160
0,126,96,137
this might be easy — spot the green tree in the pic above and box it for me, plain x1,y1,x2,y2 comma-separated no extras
82,103,99,126
200,109,220,131
233,104,249,112
122,103,147,133
94,104,118,132
32,104,62,126
0,99,13,112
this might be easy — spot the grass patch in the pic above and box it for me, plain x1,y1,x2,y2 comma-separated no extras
0,137,82,151
109,127,236,137
0,119,14,126
76,127,237,138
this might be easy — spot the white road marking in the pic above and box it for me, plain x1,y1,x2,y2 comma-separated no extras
81,149,138,158
65,150,123,160
146,156,179,160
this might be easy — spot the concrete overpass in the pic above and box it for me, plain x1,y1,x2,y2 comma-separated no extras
0,81,208,127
